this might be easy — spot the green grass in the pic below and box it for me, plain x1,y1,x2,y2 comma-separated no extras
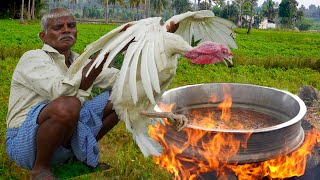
0,20,118,59
233,29,320,70
0,20,320,179
173,60,320,92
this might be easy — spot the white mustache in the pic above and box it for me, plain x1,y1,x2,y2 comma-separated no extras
58,34,75,41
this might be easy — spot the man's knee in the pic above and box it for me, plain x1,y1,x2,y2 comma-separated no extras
109,111,119,125
103,101,114,117
38,96,81,126
103,111,119,130
54,96,81,117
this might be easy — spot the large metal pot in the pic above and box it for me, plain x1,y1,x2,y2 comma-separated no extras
155,83,307,163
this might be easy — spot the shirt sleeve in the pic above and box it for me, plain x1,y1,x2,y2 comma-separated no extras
13,50,90,101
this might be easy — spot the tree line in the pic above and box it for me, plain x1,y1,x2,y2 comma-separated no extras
0,0,319,31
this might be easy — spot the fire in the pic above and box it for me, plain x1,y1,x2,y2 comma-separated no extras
228,128,320,179
149,85,320,180
217,85,232,121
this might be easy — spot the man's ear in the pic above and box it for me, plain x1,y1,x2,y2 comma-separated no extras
39,31,46,43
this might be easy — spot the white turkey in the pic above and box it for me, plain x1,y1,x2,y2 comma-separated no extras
68,10,238,157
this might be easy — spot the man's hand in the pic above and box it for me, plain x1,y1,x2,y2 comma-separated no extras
166,21,179,33
79,52,108,90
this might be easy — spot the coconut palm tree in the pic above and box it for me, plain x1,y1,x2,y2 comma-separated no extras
110,0,125,12
172,0,191,14
262,0,277,21
151,0,168,17
129,0,144,20
247,0,258,34
52,0,63,8
31,0,35,19
129,0,145,12
20,0,25,23
27,0,31,20
101,0,109,22
145,0,150,18
68,0,78,11
234,0,246,27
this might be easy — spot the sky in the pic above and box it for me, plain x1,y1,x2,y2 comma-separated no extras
257,0,320,8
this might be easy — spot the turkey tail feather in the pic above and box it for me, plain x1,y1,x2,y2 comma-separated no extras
134,132,162,157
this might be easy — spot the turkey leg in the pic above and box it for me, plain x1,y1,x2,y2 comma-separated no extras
139,111,188,131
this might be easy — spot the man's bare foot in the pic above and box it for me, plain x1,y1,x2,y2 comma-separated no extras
84,162,113,172
93,162,113,171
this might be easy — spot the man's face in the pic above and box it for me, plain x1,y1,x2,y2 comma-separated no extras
40,15,77,52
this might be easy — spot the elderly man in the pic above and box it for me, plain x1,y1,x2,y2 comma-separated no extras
6,8,119,179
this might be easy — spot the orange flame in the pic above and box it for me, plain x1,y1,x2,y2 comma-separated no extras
218,85,232,121
158,102,175,113
228,128,320,180
149,85,320,179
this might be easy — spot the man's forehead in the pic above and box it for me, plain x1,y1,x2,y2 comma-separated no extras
47,15,76,25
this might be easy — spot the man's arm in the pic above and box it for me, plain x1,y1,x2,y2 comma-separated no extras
79,53,108,91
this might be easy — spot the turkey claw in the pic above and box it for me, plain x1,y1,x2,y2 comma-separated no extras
166,112,188,131
139,111,189,131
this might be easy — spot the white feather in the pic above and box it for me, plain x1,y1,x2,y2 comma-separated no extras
212,16,237,29
134,132,162,157
84,22,135,51
85,33,135,77
123,108,132,132
200,21,229,45
155,29,166,71
147,41,161,94
129,39,146,104
174,19,191,44
114,39,142,101
140,41,156,105
209,20,238,48
68,22,135,76
166,10,237,49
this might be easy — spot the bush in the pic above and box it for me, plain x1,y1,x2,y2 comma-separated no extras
74,12,81,19
296,19,313,31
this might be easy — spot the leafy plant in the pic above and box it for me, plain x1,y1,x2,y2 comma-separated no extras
191,35,202,47
296,18,313,31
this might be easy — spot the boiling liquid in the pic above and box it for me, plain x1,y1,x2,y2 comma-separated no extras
177,106,282,130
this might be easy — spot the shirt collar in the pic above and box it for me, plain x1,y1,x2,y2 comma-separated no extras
41,44,60,54
41,44,78,63
69,51,78,63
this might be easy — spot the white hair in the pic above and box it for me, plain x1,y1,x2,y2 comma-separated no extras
40,8,74,32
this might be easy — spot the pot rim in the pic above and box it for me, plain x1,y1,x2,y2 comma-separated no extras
155,83,307,133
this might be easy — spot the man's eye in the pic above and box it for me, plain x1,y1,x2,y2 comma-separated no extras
53,26,61,30
68,23,76,28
